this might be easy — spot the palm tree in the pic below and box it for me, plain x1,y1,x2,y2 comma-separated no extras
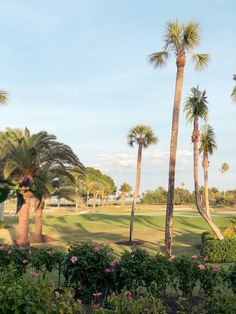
184,89,223,239
0,128,83,246
0,91,8,221
149,20,209,256
220,162,229,197
128,125,158,242
119,183,132,205
199,125,218,216
231,74,236,102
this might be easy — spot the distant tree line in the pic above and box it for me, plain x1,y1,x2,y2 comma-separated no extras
141,186,236,206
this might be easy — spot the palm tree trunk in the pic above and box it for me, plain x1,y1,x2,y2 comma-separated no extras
129,143,142,242
193,120,224,240
203,154,210,216
34,199,44,242
93,193,97,211
165,53,185,256
0,202,4,222
16,196,30,246
86,192,89,207
121,193,125,206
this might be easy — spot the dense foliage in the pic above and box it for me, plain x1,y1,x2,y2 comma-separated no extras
1,241,236,313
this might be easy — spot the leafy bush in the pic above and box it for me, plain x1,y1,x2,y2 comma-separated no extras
63,241,118,304
201,238,236,262
0,222,8,229
203,290,236,314
31,247,66,286
97,288,167,314
0,268,84,314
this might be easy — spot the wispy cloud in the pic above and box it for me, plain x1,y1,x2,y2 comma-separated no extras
93,149,192,172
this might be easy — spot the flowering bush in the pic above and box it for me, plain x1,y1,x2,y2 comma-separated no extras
63,241,118,304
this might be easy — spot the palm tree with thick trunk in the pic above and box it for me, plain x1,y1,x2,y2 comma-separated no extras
199,124,218,216
232,74,236,102
0,128,83,246
149,20,209,256
128,125,158,243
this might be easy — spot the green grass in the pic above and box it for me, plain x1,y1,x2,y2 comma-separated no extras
2,204,236,256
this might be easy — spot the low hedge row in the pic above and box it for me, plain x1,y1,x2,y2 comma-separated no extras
201,231,236,263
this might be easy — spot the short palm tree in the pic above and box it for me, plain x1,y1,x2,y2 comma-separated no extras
119,183,132,206
128,125,158,242
199,125,218,218
0,128,83,246
232,74,236,102
149,20,209,256
0,91,7,105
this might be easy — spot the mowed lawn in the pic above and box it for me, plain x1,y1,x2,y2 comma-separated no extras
2,204,236,256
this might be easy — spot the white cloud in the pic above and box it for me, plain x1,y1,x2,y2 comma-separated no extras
93,149,192,173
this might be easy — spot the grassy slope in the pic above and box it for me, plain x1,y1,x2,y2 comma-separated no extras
2,204,235,256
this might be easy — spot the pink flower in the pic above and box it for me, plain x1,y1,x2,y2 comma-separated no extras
92,304,100,309
105,268,111,273
47,250,52,255
110,260,116,267
212,267,218,273
30,272,38,278
93,292,102,298
166,257,173,263
22,259,28,264
203,257,209,262
198,264,205,270
192,255,198,259
124,290,132,297
106,251,112,256
7,250,12,255
48,280,54,286
0,246,5,250
71,256,78,264
95,246,101,252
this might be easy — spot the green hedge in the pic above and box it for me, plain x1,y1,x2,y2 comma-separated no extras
201,232,236,263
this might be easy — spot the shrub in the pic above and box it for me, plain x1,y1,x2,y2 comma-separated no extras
63,241,117,304
201,238,236,263
0,222,8,229
97,288,167,314
203,290,236,314
0,268,84,314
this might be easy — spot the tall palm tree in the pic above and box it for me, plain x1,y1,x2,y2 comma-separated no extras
0,91,8,221
119,183,132,206
128,125,158,242
199,125,218,217
149,20,209,256
232,74,236,102
184,90,223,239
0,128,83,246
220,162,229,197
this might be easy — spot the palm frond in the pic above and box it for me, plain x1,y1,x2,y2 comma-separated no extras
127,125,158,148
192,54,210,71
231,85,236,102
164,19,182,52
0,91,8,105
182,22,200,51
148,51,169,68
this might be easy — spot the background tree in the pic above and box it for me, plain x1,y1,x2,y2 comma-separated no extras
199,124,217,216
119,183,132,205
149,20,209,256
127,125,158,242
231,74,236,102
184,88,223,239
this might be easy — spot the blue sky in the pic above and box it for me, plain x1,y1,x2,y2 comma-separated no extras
1,0,235,192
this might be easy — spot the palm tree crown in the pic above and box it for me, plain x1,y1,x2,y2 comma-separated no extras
184,86,208,123
127,125,158,148
220,162,229,174
199,125,217,156
149,20,209,71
